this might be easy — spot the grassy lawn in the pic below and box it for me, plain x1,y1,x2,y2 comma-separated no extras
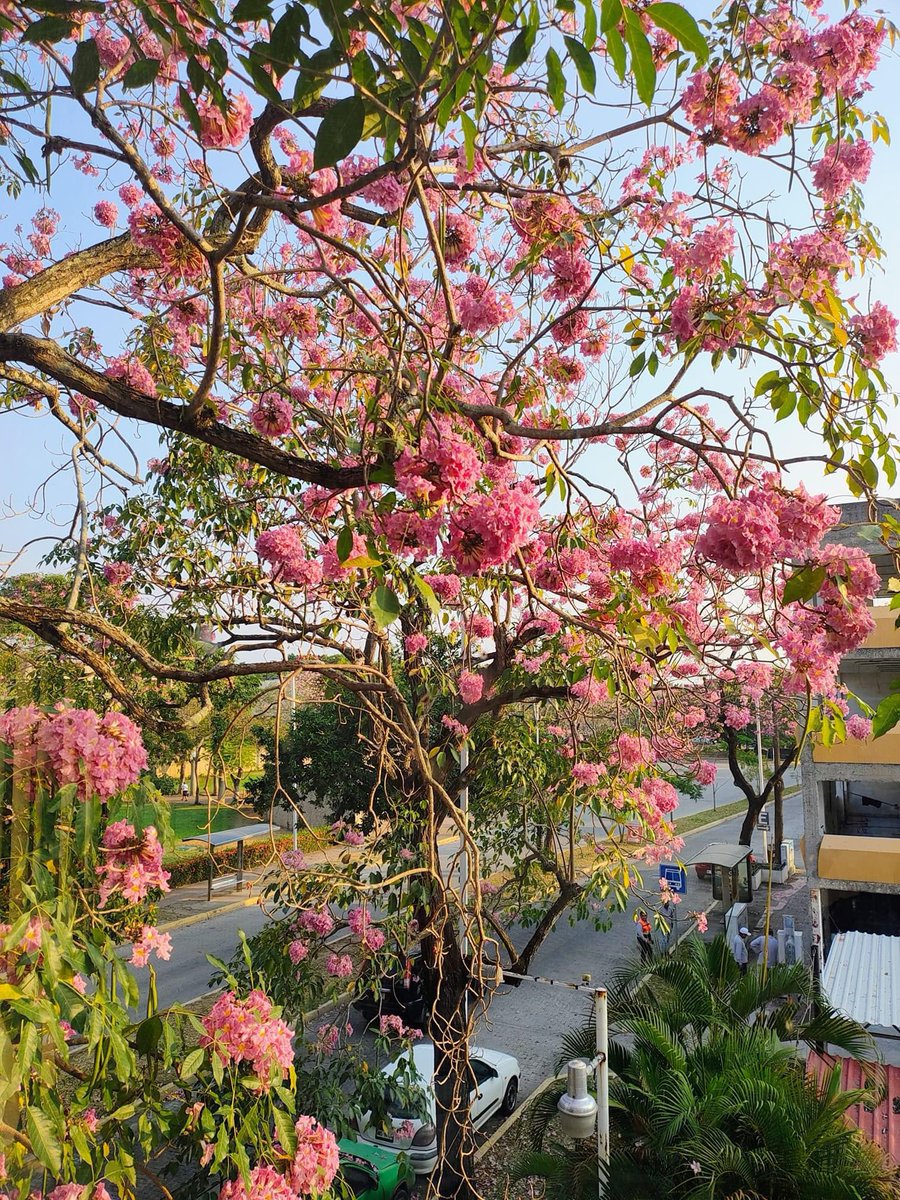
141,801,258,841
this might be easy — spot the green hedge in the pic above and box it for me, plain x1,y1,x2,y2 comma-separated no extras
164,826,330,888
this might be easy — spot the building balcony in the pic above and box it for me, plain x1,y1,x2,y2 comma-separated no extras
814,728,900,766
860,605,900,651
817,833,900,887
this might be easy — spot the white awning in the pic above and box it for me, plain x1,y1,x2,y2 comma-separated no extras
822,931,900,1029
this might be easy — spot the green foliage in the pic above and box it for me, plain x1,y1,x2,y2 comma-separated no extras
519,938,897,1200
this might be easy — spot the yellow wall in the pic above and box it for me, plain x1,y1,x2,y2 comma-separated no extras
862,606,900,650
818,833,900,886
813,729,900,766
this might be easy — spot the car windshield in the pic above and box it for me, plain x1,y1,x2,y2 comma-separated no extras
384,1087,418,1120
340,1164,375,1197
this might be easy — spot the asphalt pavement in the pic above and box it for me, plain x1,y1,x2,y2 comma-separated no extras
148,792,808,1097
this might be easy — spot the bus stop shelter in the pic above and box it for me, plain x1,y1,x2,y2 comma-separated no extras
684,842,755,908
182,823,274,900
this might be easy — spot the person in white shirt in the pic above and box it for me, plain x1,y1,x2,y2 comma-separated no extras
750,932,779,968
732,926,750,976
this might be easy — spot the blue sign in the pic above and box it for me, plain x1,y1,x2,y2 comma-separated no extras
659,864,687,894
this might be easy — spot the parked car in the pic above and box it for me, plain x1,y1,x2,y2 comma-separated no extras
357,1041,520,1175
337,1139,415,1200
351,956,427,1031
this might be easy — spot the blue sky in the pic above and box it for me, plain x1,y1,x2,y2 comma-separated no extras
3,16,900,573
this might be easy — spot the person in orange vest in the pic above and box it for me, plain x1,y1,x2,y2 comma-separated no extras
636,910,654,964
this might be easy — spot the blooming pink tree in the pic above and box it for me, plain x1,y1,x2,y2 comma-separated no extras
0,0,897,1194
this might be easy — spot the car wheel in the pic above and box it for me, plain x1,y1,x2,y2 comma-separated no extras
500,1077,519,1116
391,1188,409,1200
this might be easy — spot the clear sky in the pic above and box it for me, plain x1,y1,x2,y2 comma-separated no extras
3,9,900,574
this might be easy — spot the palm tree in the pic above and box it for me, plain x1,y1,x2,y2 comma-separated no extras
515,936,899,1200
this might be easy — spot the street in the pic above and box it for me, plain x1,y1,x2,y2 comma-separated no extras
150,792,807,1097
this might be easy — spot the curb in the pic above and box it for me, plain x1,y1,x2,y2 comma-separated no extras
158,893,260,933
475,1075,557,1162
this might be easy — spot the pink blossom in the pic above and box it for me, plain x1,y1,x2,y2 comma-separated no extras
849,302,898,366
445,482,539,575
455,276,514,333
201,989,294,1089
219,1165,295,1200
572,762,603,786
812,139,873,203
695,760,718,786
693,911,708,933
105,355,157,398
281,849,306,870
97,821,169,904
32,708,147,801
130,924,172,966
288,939,310,965
315,1022,341,1053
287,1115,339,1196
250,392,293,438
196,91,253,150
296,908,335,937
103,562,132,587
441,714,469,737
442,211,478,267
613,733,656,771
458,671,484,705
404,633,428,655
846,715,872,741
724,704,752,731
93,200,119,228
394,417,482,502
424,573,461,601
325,953,353,978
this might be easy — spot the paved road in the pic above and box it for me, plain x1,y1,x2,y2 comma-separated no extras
149,792,807,1096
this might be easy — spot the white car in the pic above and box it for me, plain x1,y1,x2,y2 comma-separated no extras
357,1041,520,1175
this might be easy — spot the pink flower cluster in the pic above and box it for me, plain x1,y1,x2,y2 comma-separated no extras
849,302,898,367
347,906,385,952
196,91,253,150
378,1014,423,1039
295,907,335,937
446,483,539,575
201,989,294,1089
131,924,173,966
698,482,838,573
287,1115,340,1196
394,417,482,503
812,139,873,204
256,526,324,588
458,671,484,705
0,706,147,800
612,733,655,772
98,821,170,905
103,561,133,587
250,392,293,438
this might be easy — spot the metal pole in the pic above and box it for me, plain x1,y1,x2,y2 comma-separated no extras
755,701,768,861
459,739,469,959
595,987,609,1196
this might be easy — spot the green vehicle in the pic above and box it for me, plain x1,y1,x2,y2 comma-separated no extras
337,1138,415,1200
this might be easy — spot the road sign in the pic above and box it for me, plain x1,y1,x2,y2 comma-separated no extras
757,809,770,830
659,864,687,894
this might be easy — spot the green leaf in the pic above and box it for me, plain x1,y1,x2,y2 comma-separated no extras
26,1106,62,1173
370,585,401,629
873,692,900,739
232,0,271,19
22,15,76,42
269,4,310,67
622,10,656,104
412,573,440,617
599,0,622,33
180,1047,205,1079
313,94,365,168
563,35,596,93
503,26,535,76
336,525,354,564
273,1106,298,1155
581,0,597,49
604,25,626,78
460,111,477,171
71,37,101,92
645,2,708,61
781,564,827,606
545,47,566,112
121,57,161,89
134,1014,164,1056
178,85,202,135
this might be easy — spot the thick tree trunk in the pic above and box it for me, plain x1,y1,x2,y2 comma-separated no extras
426,923,477,1200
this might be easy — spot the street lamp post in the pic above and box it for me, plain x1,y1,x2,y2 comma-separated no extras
497,969,609,1197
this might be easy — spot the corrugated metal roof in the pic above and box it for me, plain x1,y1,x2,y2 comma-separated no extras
807,1052,900,1165
822,932,900,1029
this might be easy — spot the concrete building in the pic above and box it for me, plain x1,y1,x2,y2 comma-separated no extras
801,500,900,1013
